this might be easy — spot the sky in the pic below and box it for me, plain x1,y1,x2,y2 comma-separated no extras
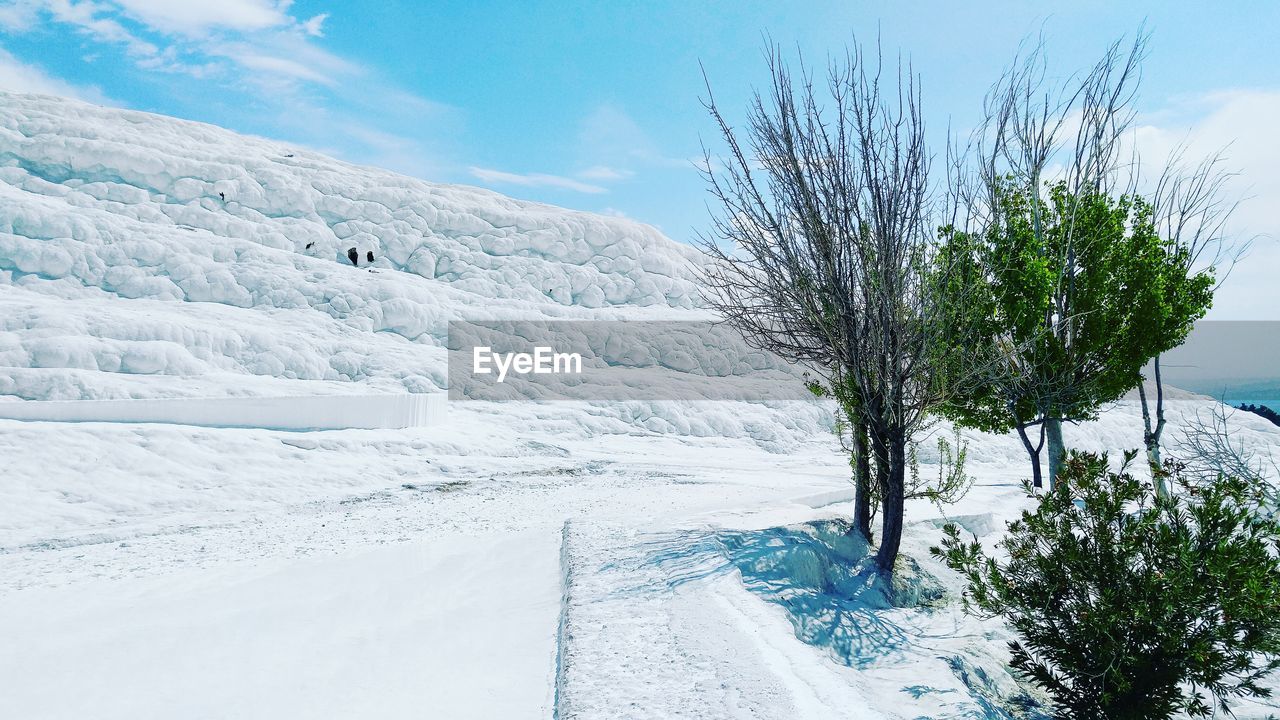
0,0,1276,318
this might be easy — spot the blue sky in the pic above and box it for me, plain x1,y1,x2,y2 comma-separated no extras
1,0,1277,317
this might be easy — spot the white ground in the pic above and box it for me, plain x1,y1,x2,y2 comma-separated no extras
2,93,1279,719
6,395,1277,719
0,410,855,719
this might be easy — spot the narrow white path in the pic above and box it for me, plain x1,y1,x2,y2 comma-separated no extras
557,521,879,719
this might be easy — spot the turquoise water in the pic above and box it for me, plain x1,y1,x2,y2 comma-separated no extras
1157,321,1278,410
1240,398,1280,409
1171,379,1280,410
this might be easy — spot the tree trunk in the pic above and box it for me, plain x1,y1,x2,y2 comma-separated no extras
1139,356,1170,497
852,419,873,541
874,435,906,577
1015,423,1044,489
1145,432,1166,497
1139,381,1165,493
1045,417,1065,490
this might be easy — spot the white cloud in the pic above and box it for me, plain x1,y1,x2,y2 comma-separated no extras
468,167,608,194
4,0,444,115
112,0,289,35
1132,89,1280,320
578,165,633,181
17,1,350,85
209,30,358,89
44,0,160,57
0,0,41,31
224,50,335,85
300,12,326,37
133,46,218,77
0,0,459,188
0,47,113,103
575,103,694,178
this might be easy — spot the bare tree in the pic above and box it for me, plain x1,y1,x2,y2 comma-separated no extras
1139,150,1247,496
699,39,952,575
1175,402,1278,507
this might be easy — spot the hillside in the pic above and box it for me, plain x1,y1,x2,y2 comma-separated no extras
0,92,706,402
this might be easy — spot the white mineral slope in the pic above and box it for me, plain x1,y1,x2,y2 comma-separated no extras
0,91,709,402
0,92,828,444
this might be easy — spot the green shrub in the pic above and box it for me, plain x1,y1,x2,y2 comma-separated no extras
932,451,1280,718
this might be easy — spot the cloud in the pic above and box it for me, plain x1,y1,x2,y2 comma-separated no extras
42,0,160,57
14,1,352,86
1131,89,1280,320
575,103,694,177
112,0,290,35
468,167,608,194
213,31,358,92
466,158,637,199
0,0,460,188
0,47,113,103
238,53,327,83
578,165,634,181
0,1,39,31
218,48,337,85
300,12,327,37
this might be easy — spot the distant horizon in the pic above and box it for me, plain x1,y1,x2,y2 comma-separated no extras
1168,380,1280,411
1153,320,1279,410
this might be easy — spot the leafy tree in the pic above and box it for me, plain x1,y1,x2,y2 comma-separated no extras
948,33,1217,488
933,452,1280,718
938,182,1213,487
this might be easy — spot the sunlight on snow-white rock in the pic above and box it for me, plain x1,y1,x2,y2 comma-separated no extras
0,92,711,401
